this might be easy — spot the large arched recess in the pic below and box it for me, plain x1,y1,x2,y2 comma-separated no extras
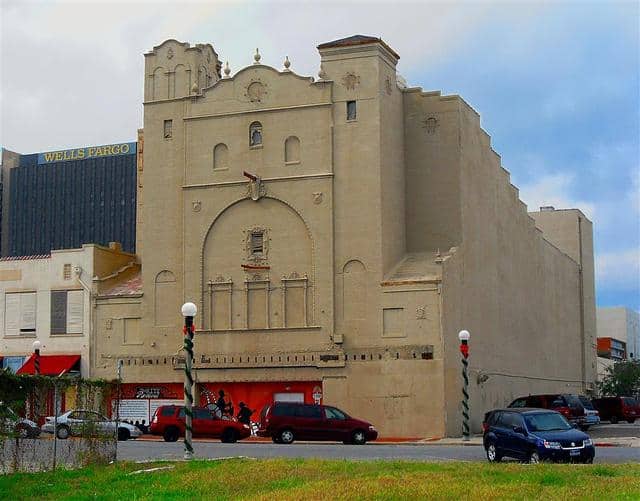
201,197,314,329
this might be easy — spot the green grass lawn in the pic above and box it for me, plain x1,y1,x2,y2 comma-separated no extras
1,459,639,500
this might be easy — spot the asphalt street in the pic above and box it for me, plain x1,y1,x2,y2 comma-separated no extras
117,440,639,464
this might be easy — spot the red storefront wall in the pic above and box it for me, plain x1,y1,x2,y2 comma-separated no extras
111,381,322,422
199,381,323,419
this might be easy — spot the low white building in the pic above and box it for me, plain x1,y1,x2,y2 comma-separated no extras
597,307,640,361
0,243,136,377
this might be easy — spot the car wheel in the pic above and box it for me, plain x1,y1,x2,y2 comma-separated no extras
583,457,594,464
221,428,238,443
16,424,29,439
486,442,502,463
351,430,366,445
610,415,619,424
163,426,179,442
528,451,541,464
626,419,635,424
279,429,294,444
56,425,70,440
117,428,130,441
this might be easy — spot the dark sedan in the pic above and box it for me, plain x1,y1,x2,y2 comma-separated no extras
483,408,595,463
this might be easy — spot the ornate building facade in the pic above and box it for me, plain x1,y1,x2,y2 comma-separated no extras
91,36,597,437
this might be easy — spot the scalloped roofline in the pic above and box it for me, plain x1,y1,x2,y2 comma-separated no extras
198,63,321,96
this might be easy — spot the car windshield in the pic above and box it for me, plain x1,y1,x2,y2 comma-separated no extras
524,413,572,432
622,397,637,406
578,396,595,410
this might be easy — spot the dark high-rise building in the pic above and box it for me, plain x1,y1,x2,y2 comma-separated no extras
1,142,137,256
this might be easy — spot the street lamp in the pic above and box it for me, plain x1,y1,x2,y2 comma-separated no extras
32,340,42,376
458,330,470,441
181,302,197,460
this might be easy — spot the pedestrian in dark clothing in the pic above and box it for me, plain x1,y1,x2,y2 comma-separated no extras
237,402,253,425
216,389,232,416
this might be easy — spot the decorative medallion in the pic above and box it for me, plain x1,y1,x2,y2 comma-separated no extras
422,116,439,134
246,81,267,102
167,48,174,59
192,201,202,212
313,192,323,204
213,275,231,283
342,72,360,90
416,306,427,319
245,175,266,201
385,76,393,95
251,273,264,281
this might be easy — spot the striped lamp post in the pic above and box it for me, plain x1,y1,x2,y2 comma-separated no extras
181,302,197,460
33,340,42,376
458,330,470,441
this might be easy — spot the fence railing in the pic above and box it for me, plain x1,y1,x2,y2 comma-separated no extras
0,371,117,473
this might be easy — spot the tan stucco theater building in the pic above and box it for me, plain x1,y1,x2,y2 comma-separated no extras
92,35,597,438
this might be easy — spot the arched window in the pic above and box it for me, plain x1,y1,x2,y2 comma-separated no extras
213,143,228,170
249,121,262,147
284,136,300,164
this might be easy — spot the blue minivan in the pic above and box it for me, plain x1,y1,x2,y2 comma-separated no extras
483,408,595,463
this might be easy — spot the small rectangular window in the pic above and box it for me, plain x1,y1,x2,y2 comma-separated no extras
346,101,357,121
251,231,264,255
163,119,173,139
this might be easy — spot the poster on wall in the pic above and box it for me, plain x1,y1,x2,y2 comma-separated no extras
114,399,149,423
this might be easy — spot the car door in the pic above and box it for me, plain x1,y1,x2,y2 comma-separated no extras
192,408,212,437
323,406,351,441
499,412,521,457
67,411,86,435
295,405,323,440
490,412,509,452
508,414,529,459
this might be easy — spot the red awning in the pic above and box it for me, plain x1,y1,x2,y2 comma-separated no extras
17,354,81,376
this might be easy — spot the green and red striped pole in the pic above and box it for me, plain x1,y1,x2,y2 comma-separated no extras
458,330,470,441
181,302,197,460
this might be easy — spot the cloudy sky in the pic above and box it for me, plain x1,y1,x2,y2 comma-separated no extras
1,0,638,310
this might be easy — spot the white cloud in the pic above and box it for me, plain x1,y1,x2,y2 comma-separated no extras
518,173,596,219
596,247,640,293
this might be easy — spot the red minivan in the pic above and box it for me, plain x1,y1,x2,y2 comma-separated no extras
592,397,638,424
150,405,251,443
258,402,378,445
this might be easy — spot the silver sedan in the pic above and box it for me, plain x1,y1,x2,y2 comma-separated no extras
42,410,142,441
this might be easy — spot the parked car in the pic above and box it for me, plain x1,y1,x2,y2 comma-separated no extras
257,402,378,445
577,395,601,429
149,405,251,443
0,403,40,438
483,408,595,463
592,397,639,424
41,410,142,441
508,394,587,428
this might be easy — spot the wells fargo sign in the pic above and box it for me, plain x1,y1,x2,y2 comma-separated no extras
37,142,136,164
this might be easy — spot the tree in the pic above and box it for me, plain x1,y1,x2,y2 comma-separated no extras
598,360,640,397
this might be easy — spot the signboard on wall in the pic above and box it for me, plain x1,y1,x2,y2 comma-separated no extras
112,398,183,423
37,142,136,164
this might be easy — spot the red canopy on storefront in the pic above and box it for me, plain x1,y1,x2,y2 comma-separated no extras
17,354,81,376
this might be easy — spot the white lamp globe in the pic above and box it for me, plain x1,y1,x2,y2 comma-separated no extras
181,302,198,318
32,340,42,351
458,330,470,342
